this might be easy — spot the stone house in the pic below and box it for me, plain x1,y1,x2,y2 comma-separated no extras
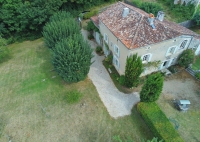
91,2,200,76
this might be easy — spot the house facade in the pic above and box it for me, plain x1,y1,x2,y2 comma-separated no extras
91,2,200,76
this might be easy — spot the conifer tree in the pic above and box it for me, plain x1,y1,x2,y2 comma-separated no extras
51,34,93,83
140,72,164,102
124,54,143,88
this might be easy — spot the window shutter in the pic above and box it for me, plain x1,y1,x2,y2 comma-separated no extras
166,48,171,56
118,48,120,57
148,54,152,62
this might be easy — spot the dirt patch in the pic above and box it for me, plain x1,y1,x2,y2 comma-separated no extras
157,70,200,142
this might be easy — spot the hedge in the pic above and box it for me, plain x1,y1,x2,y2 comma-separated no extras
137,102,184,142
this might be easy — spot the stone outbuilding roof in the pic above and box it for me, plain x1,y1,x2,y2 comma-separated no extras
91,2,200,49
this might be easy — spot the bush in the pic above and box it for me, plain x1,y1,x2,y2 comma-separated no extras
88,33,94,40
178,49,195,67
137,102,184,142
87,20,99,32
96,46,102,53
65,90,82,104
83,10,98,19
119,75,125,86
140,2,163,15
195,72,200,79
140,72,164,102
105,54,113,64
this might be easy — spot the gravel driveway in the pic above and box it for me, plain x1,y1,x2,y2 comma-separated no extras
82,29,140,118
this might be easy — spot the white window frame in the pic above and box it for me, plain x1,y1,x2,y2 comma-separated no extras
104,33,108,44
180,40,188,49
141,53,152,63
114,44,120,57
113,55,120,69
166,46,177,56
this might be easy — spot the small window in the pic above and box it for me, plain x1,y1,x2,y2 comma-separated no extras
113,55,120,69
169,47,176,54
114,45,120,57
110,42,113,47
104,34,108,43
180,40,187,49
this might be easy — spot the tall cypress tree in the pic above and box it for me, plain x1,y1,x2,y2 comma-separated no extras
51,34,93,83
124,54,143,88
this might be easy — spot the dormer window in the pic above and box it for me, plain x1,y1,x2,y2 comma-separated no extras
180,40,187,49
141,53,152,63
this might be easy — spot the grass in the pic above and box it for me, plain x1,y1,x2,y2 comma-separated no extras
157,71,200,142
0,39,153,141
192,56,200,70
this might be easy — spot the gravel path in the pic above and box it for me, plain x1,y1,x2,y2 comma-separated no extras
82,29,140,118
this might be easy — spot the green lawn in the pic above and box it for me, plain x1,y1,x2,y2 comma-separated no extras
192,56,200,71
0,39,153,141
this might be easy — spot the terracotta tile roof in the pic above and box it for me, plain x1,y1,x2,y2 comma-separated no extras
90,15,99,27
94,2,200,49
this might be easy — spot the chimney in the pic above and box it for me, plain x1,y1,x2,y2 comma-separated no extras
122,8,129,18
156,11,165,21
148,13,156,29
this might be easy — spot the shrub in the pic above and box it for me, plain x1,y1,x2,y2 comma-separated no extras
105,54,113,64
140,72,164,102
195,72,200,79
88,33,94,40
119,75,125,86
137,102,184,142
52,34,93,83
96,46,102,53
178,49,195,67
140,2,163,16
65,90,82,104
87,20,99,32
124,54,143,88
83,10,98,19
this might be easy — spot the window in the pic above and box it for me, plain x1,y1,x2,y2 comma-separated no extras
113,55,120,69
141,53,152,63
180,40,187,49
169,47,175,54
114,45,120,57
110,42,113,47
104,34,108,43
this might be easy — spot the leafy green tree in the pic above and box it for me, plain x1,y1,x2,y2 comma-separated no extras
193,10,200,25
178,49,195,67
124,54,143,88
140,72,164,102
140,2,163,15
51,34,93,83
43,12,80,49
